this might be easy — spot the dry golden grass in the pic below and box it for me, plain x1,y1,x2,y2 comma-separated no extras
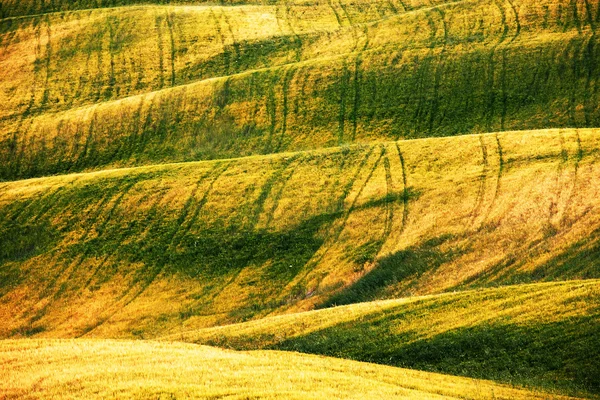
0,339,581,399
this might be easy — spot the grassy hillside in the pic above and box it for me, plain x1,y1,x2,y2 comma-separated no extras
0,0,273,19
172,280,600,396
1,129,600,340
1,0,600,397
0,0,414,119
2,0,600,179
0,339,578,400
0,0,448,123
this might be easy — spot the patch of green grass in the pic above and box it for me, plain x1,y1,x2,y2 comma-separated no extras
87,213,333,281
322,234,459,307
185,281,600,398
271,315,600,396
0,218,59,297
0,220,58,263
0,262,21,298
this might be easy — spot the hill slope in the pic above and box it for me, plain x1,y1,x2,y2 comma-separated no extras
1,129,600,339
0,339,578,400
2,0,600,179
170,280,600,396
2,1,600,398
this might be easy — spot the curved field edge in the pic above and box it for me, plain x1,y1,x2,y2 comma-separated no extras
1,129,600,339
0,338,583,400
166,280,600,397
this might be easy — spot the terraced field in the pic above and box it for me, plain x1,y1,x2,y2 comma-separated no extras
1,0,599,398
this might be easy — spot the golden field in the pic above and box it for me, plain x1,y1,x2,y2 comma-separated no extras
1,0,600,398
0,339,581,399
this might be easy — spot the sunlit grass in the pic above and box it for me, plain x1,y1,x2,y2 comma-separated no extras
0,339,581,399
1,0,600,396
1,129,599,340
1,0,599,179
166,280,600,396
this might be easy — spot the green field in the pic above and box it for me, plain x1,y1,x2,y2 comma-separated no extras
172,280,600,396
1,0,600,179
1,0,599,398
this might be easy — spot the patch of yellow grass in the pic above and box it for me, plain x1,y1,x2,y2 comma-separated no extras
0,339,579,399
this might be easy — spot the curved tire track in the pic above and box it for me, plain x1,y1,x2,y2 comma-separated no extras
80,162,231,336
395,141,410,238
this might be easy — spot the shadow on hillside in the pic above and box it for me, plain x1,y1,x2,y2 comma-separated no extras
272,315,600,397
319,233,463,308
526,226,600,281
0,219,59,298
460,224,600,288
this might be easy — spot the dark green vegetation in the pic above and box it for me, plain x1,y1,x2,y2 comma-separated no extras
189,281,600,397
322,234,458,307
271,313,599,395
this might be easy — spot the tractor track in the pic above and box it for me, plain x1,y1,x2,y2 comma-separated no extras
81,161,231,336
276,66,296,152
283,146,377,296
470,134,489,228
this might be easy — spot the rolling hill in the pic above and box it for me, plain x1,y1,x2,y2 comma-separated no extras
0,339,577,400
1,0,600,179
169,280,600,396
1,0,599,398
1,128,599,340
